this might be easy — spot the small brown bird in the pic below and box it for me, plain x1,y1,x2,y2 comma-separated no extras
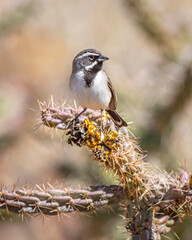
69,49,127,128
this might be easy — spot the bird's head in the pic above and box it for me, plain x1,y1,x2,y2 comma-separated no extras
72,49,109,73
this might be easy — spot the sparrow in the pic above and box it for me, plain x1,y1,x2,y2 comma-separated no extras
69,48,127,128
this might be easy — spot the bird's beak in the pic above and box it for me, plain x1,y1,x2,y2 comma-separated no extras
98,54,109,62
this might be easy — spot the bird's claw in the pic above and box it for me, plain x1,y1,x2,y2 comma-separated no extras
94,125,104,141
66,117,79,130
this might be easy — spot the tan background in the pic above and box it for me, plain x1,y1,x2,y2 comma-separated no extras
0,0,192,239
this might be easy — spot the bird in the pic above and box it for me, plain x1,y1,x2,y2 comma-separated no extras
69,48,127,129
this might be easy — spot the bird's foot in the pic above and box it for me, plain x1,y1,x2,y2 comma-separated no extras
94,125,104,141
66,116,79,130
67,108,87,129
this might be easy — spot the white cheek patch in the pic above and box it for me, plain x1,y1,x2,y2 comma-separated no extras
85,61,98,71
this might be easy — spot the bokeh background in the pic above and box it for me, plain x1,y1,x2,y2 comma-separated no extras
0,0,192,239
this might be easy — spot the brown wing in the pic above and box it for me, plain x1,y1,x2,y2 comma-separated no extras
107,77,117,110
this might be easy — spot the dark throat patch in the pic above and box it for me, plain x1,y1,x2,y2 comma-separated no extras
84,69,98,87
84,61,103,87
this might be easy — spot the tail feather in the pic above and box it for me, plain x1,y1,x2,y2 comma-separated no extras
106,110,127,127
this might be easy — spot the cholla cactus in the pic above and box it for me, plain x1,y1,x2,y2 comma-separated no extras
1,97,192,240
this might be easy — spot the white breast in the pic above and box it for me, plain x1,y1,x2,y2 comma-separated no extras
70,70,111,110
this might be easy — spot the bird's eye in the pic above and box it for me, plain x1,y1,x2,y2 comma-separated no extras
88,55,95,61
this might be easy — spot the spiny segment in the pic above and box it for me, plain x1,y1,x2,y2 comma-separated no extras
38,97,192,237
0,185,124,217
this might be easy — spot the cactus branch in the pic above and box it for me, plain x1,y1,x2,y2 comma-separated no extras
0,185,124,216
35,98,192,239
1,98,192,239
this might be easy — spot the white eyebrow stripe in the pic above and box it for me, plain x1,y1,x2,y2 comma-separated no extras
76,52,99,59
85,60,98,71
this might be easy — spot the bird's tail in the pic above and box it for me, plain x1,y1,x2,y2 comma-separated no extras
106,110,127,127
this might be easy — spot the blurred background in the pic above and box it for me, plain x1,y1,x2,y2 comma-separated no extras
0,0,192,239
